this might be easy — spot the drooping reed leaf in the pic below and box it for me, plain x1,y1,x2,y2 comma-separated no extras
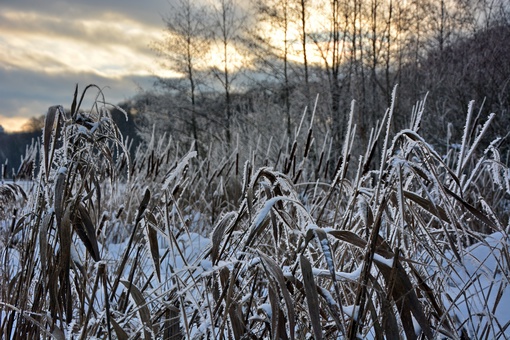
74,203,101,262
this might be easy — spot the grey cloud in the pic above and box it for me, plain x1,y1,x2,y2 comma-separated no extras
2,0,170,28
0,9,159,58
0,66,155,119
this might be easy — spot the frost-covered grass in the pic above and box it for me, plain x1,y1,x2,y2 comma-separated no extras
1,85,509,339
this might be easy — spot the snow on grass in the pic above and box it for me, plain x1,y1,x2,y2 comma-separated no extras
439,231,510,338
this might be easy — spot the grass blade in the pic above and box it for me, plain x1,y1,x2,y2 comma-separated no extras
144,214,161,282
74,203,101,261
300,255,322,340
120,280,153,339
259,251,295,340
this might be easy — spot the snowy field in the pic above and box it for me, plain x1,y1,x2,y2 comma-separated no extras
1,97,510,338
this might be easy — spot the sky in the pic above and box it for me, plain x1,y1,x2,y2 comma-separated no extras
0,0,178,132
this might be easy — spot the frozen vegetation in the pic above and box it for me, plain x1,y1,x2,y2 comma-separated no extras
1,86,510,339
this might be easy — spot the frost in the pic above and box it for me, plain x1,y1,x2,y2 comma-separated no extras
316,286,337,308
373,254,395,267
319,235,335,275
312,265,362,281
77,125,89,136
200,260,234,277
305,223,320,232
252,196,294,229
88,121,99,134
162,149,197,191
357,196,369,226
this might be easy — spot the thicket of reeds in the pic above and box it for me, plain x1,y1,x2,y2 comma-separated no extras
1,85,509,339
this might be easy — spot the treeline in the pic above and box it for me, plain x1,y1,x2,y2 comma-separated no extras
138,0,510,164
0,130,40,180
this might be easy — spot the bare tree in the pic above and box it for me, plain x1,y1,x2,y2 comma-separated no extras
298,0,310,103
153,0,211,151
308,0,352,152
251,0,297,141
210,0,246,147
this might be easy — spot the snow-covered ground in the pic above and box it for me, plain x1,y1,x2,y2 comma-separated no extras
440,231,510,338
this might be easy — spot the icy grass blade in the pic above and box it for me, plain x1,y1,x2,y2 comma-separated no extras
144,217,161,282
300,255,323,340
120,280,153,339
461,112,496,173
456,101,475,177
258,251,295,340
245,195,300,249
311,265,362,281
162,148,197,191
252,196,294,230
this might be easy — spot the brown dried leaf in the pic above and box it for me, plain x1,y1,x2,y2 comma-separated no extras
258,251,295,340
144,216,161,282
43,106,58,179
403,190,451,223
39,213,52,277
70,84,78,116
74,204,101,261
120,280,153,339
375,259,433,339
54,171,66,227
300,255,322,340
211,212,235,264
110,315,129,340
135,188,151,225
443,185,497,230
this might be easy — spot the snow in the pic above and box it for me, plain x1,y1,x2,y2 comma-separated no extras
312,265,362,281
2,188,509,338
373,253,395,267
439,231,510,338
258,303,272,318
342,304,360,321
252,196,289,229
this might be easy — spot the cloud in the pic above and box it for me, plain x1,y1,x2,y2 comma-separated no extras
0,66,155,132
0,9,166,77
1,0,171,28
0,0,183,132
